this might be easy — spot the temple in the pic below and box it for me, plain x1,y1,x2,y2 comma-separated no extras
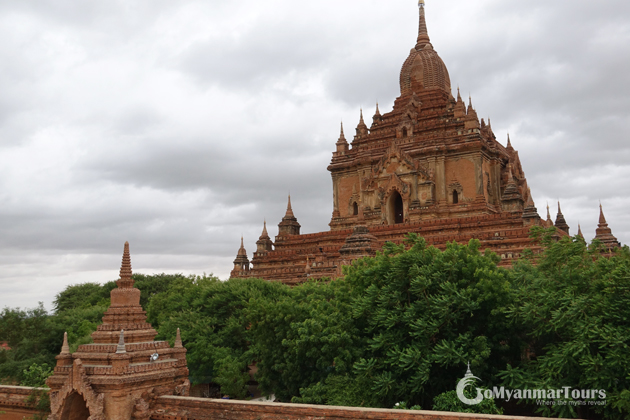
229,1,620,284
45,242,190,420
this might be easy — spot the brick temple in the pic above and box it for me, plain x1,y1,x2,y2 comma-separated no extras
45,242,190,420
229,0,620,285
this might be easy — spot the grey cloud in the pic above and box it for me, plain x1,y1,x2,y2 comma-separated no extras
0,0,629,311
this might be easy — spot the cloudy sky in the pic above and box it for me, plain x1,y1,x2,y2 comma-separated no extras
0,0,628,310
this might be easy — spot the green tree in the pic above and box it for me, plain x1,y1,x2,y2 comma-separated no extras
347,235,518,409
501,228,630,419
432,388,502,415
21,363,53,387
248,278,362,402
53,282,115,313
149,275,287,398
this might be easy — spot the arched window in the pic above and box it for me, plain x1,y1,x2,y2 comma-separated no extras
353,202,359,216
402,127,408,138
453,190,459,204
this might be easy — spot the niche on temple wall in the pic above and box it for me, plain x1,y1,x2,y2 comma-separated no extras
448,182,464,204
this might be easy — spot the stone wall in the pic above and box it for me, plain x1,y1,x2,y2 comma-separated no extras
150,396,564,420
0,385,48,419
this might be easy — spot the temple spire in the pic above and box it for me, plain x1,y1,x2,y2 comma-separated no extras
355,108,369,139
545,203,553,227
599,203,607,225
256,219,274,253
117,242,134,289
278,194,301,236
61,332,70,355
555,201,570,235
262,220,269,238
286,195,294,218
175,328,183,348
238,236,247,256
595,203,620,250
416,0,431,49
578,223,584,239
375,102,380,116
339,122,345,141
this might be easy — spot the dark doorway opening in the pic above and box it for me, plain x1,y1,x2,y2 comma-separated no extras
61,392,90,420
453,190,459,204
402,127,408,138
353,202,359,216
393,192,404,224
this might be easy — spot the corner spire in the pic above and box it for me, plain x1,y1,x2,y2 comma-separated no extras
545,202,553,227
415,0,431,50
554,201,570,235
355,109,369,139
117,242,134,289
286,194,295,218
262,220,269,238
599,203,607,225
375,102,381,116
61,332,70,355
577,223,584,239
175,328,183,348
237,236,247,256
595,203,620,250
278,194,301,237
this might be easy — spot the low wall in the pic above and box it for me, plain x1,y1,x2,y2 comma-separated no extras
151,396,564,420
0,385,48,419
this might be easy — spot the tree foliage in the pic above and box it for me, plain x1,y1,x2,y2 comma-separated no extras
501,228,630,419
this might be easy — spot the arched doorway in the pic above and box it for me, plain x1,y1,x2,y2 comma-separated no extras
353,202,359,216
387,191,404,224
60,392,90,420
453,190,459,204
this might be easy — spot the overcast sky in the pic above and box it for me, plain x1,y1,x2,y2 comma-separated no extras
0,0,628,311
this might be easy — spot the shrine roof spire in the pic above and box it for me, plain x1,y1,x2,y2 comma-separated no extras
286,194,295,218
599,203,607,225
117,241,134,289
416,0,431,49
237,236,247,256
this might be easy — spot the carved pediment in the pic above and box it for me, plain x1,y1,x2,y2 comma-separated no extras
384,173,411,199
370,144,432,180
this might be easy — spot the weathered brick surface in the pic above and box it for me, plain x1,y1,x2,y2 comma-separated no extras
150,396,566,420
0,385,47,419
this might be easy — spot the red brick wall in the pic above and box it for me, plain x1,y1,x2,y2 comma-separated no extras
150,396,566,420
0,385,47,419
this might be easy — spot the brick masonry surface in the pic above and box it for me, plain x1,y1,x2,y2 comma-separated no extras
150,396,570,420
0,385,47,419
